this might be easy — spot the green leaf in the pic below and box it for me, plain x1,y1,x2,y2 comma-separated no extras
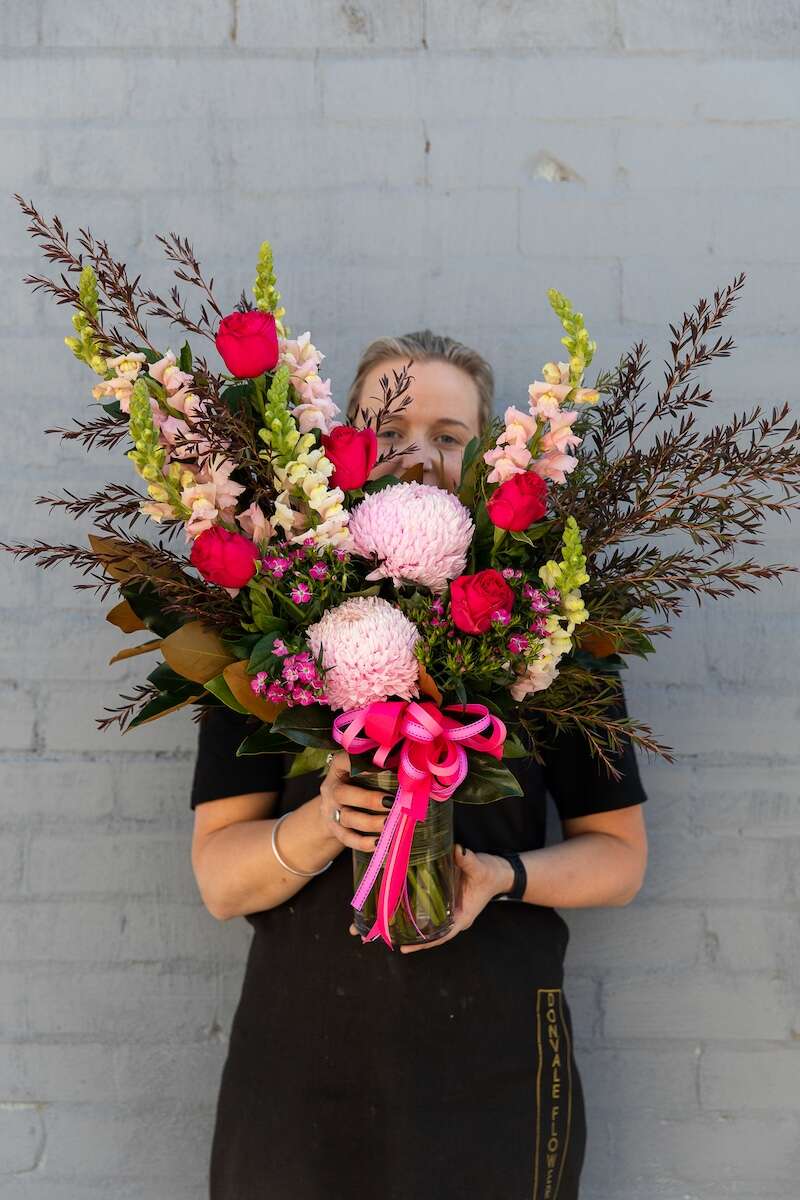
287,746,331,778
571,649,627,674
510,523,550,547
248,629,288,673
363,473,401,495
272,704,337,750
101,399,123,419
249,588,286,634
204,672,250,714
179,340,193,373
501,731,529,759
457,436,481,507
453,754,524,805
221,381,253,414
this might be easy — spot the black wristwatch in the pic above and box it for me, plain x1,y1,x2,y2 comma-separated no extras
493,851,527,901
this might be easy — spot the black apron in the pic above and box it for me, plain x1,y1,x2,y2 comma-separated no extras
207,763,587,1200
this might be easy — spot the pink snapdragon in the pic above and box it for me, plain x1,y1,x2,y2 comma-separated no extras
279,331,341,435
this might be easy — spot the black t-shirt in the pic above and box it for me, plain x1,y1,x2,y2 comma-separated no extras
189,684,648,853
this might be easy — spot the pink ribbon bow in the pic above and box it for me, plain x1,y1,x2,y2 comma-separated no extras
332,699,507,949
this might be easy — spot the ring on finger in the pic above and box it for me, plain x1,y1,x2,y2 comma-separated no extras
333,807,342,824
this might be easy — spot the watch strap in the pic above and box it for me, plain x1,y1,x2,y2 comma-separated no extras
494,851,527,901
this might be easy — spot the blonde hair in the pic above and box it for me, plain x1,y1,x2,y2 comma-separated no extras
345,329,494,431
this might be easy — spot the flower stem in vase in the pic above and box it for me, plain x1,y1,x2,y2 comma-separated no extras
349,766,455,946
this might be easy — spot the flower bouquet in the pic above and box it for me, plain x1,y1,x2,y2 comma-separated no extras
6,196,800,948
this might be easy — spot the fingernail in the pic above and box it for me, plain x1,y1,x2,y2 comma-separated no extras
381,795,394,809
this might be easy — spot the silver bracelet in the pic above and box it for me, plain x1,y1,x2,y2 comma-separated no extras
271,812,334,878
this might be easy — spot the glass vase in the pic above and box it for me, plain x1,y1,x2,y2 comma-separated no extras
350,766,455,947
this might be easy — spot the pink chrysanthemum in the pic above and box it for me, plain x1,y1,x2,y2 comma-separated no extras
307,596,420,711
348,482,474,593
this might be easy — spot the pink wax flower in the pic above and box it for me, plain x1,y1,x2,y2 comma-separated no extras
508,635,530,654
291,581,312,604
524,584,551,613
349,482,474,593
307,596,420,711
250,671,269,695
263,555,292,578
309,562,329,581
529,617,550,637
491,608,512,625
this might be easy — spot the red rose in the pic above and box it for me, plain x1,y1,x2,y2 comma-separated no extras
190,526,260,588
321,425,378,491
215,310,280,378
449,569,515,634
486,472,548,531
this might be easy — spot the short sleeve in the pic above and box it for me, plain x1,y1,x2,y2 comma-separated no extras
541,678,648,822
189,705,285,808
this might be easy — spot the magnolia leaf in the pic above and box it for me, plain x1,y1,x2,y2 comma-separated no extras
399,462,425,484
88,534,141,584
575,627,619,658
237,726,299,756
287,746,331,778
106,599,146,634
222,660,285,723
453,756,524,805
89,533,181,585
204,672,249,714
161,620,236,684
128,691,202,729
272,704,337,750
108,638,162,665
418,662,443,707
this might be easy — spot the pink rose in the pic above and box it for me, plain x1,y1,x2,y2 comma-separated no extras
321,426,378,491
450,570,515,634
189,526,260,587
486,472,548,531
215,311,280,379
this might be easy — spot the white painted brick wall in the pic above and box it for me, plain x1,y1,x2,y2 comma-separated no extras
1,2,798,1196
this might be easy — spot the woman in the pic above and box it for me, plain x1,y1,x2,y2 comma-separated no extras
189,330,649,1199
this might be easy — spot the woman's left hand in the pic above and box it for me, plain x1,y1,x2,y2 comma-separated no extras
348,845,514,953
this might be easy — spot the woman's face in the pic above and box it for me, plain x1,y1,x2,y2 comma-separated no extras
353,357,483,491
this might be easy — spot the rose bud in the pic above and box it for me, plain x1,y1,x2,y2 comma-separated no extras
321,425,378,491
215,310,280,379
190,526,260,588
449,569,515,634
486,472,548,531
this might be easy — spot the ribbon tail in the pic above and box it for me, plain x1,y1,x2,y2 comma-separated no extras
351,799,404,912
369,812,418,949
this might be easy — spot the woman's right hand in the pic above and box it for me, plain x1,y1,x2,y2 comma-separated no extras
318,750,392,853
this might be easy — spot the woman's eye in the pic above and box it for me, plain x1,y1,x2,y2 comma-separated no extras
378,429,400,440
435,434,460,447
